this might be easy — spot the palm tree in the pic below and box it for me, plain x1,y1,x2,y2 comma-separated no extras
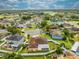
62,28,74,49
54,47,64,59
55,47,63,55
27,34,30,39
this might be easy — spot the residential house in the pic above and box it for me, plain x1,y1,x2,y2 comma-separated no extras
25,29,43,36
6,34,24,49
0,29,8,33
49,25,63,40
52,18,64,25
71,42,79,55
33,16,43,24
16,24,26,28
62,23,73,28
70,27,79,33
0,29,9,39
28,37,49,51
0,20,11,27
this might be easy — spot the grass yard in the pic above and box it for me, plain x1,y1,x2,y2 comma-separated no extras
0,58,3,59
21,47,48,53
39,34,52,40
0,15,4,18
0,56,45,59
53,39,73,49
0,41,4,44
23,56,45,59
48,42,58,50
21,48,28,53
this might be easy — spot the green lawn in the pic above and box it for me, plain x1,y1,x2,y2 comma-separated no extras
0,41,4,44
48,42,58,50
53,39,73,49
23,56,45,59
21,41,57,53
0,57,3,59
0,15,4,18
39,34,52,40
21,48,28,53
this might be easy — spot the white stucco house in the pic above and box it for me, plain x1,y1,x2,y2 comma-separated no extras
71,42,79,52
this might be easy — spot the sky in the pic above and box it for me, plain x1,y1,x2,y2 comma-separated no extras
0,0,79,10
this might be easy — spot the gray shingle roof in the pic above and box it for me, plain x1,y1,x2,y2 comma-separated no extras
6,34,23,41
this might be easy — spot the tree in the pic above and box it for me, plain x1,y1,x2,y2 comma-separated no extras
40,20,47,28
27,34,30,39
0,25,5,29
43,14,52,20
22,15,31,20
7,26,22,35
62,28,74,49
55,47,63,55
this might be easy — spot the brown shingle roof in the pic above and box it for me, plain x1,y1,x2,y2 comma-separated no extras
71,28,79,31
28,37,48,48
29,37,48,44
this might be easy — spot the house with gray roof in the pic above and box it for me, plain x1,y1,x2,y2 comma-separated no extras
6,34,24,49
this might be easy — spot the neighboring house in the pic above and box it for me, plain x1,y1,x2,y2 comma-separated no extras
6,34,24,49
28,37,49,51
70,27,79,33
62,23,73,28
52,19,64,25
0,29,8,33
16,24,26,28
25,29,43,36
33,16,43,24
49,28,63,40
71,42,79,55
0,29,9,39
0,20,11,27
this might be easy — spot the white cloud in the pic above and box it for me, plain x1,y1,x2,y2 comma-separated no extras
0,0,77,9
53,4,64,9
8,0,18,2
72,1,79,9
25,0,58,9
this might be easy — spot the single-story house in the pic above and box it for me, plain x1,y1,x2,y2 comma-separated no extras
49,29,63,40
49,25,58,29
33,16,43,24
28,37,49,51
62,23,73,28
71,42,79,55
70,27,79,33
16,24,26,28
52,19,64,25
0,29,9,39
6,34,24,49
25,29,43,36
0,29,8,33
0,20,11,27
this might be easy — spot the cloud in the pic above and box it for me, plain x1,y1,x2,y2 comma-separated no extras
8,0,18,2
26,0,58,9
72,1,79,9
0,0,78,9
